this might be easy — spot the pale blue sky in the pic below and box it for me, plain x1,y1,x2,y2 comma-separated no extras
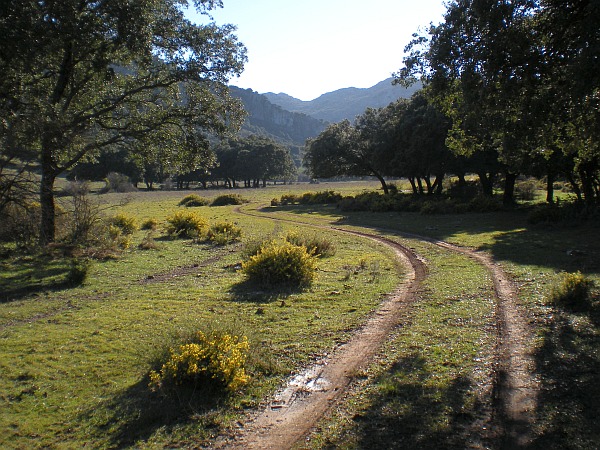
187,0,446,100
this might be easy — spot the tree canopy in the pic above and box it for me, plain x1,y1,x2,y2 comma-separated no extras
0,0,247,243
396,0,600,204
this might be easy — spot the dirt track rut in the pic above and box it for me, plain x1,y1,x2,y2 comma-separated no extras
215,207,537,449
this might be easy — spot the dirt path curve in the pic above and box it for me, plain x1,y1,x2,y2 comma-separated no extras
217,206,537,449
215,230,426,450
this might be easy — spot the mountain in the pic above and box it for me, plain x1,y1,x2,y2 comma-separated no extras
228,86,326,148
263,78,421,123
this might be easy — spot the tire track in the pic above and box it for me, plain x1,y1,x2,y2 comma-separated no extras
221,205,538,448
216,229,426,450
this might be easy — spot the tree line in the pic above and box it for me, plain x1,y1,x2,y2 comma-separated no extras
305,0,599,206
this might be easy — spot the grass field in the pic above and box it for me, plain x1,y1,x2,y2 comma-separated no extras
1,181,599,448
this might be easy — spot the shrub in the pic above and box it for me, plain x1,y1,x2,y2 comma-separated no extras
65,258,90,286
107,225,133,249
515,179,540,201
210,194,247,206
0,201,41,247
108,213,138,235
527,205,564,224
138,232,160,250
100,172,136,193
141,218,159,230
149,330,250,393
285,231,336,257
207,221,242,245
165,211,208,238
467,196,502,212
279,193,300,205
550,271,595,311
178,194,210,207
241,238,270,260
242,240,318,288
298,190,342,205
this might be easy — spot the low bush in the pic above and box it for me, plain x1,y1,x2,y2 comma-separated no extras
285,231,336,257
515,179,540,201
138,232,160,250
178,194,210,207
149,330,250,394
108,213,138,235
210,194,247,207
0,201,41,248
279,193,299,205
65,258,90,286
165,211,208,238
298,190,342,205
466,195,502,212
100,172,136,193
207,222,242,245
242,240,318,288
549,271,595,311
140,218,159,230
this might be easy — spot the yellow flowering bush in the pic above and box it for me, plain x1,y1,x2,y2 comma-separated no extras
242,240,318,287
165,211,208,238
550,271,595,310
207,221,242,245
108,213,138,235
149,331,250,393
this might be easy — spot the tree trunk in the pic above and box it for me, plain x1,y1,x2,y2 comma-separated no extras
372,172,389,195
546,172,554,204
503,172,517,206
477,172,494,197
424,175,432,195
434,173,444,195
40,155,56,245
566,173,583,202
416,177,424,195
579,166,596,205
408,177,418,194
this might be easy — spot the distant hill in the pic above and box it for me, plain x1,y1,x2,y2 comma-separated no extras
263,78,421,123
228,86,326,148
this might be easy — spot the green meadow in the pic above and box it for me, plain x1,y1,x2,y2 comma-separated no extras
1,181,598,449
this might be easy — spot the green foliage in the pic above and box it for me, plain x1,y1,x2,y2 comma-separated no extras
515,179,540,201
207,222,242,245
178,194,210,207
550,272,595,311
138,232,160,250
211,194,248,207
165,211,208,238
242,240,318,288
299,190,343,205
277,191,343,206
0,201,42,248
108,213,138,235
140,218,159,230
100,173,136,194
149,330,250,394
65,258,90,286
527,202,598,225
285,231,336,258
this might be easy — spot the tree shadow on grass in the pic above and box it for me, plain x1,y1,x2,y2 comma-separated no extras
79,376,230,448
0,255,80,303
530,304,600,448
335,211,599,275
228,277,306,303
333,355,484,450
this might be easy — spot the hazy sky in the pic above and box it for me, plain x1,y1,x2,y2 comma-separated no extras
187,0,446,101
